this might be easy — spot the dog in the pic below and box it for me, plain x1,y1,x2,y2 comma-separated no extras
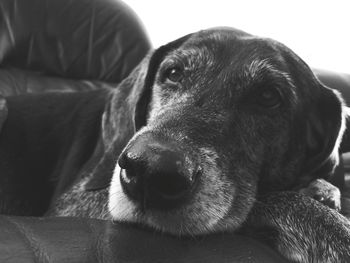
0,27,349,262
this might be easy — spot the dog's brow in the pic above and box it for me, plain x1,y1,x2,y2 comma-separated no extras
167,47,213,67
242,58,299,107
248,59,274,78
167,48,199,62
247,58,296,89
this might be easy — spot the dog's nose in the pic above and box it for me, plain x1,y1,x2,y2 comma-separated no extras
118,136,199,210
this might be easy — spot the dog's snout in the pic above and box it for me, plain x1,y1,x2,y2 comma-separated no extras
118,136,199,210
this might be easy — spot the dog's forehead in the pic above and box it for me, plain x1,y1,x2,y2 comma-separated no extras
165,28,295,80
183,28,283,61
164,29,298,87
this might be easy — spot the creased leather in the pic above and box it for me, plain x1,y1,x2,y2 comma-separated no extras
0,216,287,263
0,0,151,83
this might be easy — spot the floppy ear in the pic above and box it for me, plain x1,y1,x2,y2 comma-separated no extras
134,33,194,130
84,34,193,190
302,83,347,182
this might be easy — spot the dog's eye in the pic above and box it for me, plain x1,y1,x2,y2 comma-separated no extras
258,88,282,108
163,66,183,83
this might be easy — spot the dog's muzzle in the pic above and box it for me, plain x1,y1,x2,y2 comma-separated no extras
118,133,201,210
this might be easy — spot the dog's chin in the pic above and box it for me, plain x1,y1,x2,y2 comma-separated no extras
108,164,253,236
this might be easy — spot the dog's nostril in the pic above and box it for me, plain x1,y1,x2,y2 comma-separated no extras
118,152,145,183
118,152,129,169
118,152,142,173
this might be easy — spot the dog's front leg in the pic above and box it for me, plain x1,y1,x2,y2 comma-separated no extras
243,192,350,263
299,178,341,211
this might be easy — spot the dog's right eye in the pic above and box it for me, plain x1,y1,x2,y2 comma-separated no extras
163,66,184,83
257,87,282,109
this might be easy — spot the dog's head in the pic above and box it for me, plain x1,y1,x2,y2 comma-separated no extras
101,28,346,235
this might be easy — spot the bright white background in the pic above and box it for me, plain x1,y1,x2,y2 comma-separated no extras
126,0,349,74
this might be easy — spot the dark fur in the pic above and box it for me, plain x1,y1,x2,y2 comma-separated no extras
0,27,348,262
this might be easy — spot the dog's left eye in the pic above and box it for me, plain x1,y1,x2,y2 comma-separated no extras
257,88,282,108
163,66,184,83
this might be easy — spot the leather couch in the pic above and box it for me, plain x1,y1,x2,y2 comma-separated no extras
0,0,349,262
0,216,287,263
